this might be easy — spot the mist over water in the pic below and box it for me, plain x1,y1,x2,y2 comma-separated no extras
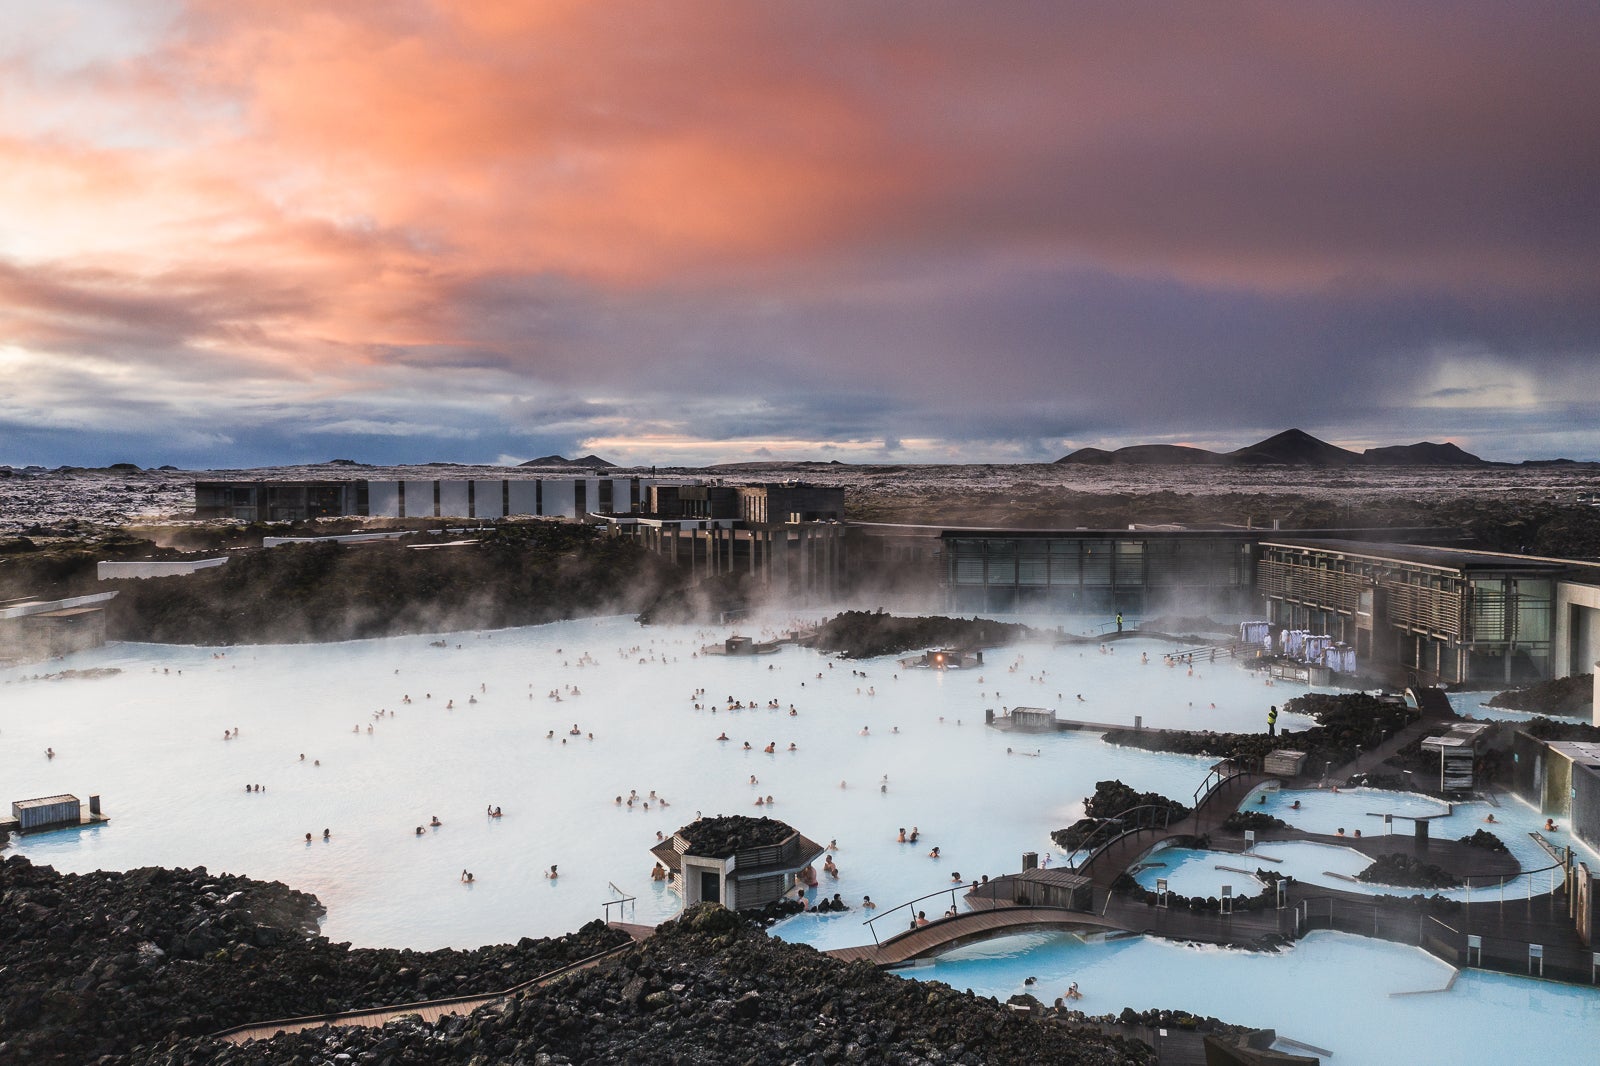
4,614,1304,949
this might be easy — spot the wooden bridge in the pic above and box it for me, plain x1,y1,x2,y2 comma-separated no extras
825,906,1128,968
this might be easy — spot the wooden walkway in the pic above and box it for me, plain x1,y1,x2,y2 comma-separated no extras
212,924,654,1045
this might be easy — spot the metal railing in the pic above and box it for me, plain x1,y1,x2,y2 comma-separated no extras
1067,804,1176,874
1193,759,1256,810
603,884,637,924
860,877,1030,947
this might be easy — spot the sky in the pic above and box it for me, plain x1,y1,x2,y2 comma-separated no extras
2,1,1599,469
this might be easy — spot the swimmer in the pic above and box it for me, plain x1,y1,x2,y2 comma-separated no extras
45,747,55,759
1546,819,1559,832
493,806,501,817
764,742,776,753
651,862,668,881
1065,982,1082,1001
898,827,906,842
431,816,442,826
909,826,920,843
1290,800,1301,810
788,742,797,751
717,732,729,741
827,838,838,850
1485,813,1496,823
546,864,559,879
461,869,474,883
928,846,940,859
416,826,425,836
859,726,870,735
305,832,313,844
862,895,875,909
322,828,331,841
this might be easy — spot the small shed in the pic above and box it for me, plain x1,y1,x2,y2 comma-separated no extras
1421,723,1491,793
989,706,1058,731
13,794,80,831
1264,750,1309,778
650,815,824,912
1009,868,1092,910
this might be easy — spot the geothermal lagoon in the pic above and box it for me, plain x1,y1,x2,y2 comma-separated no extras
4,614,1598,1064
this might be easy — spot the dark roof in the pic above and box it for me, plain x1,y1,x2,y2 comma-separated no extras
674,815,795,858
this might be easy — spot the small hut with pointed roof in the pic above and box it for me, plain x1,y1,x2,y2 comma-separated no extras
651,815,825,910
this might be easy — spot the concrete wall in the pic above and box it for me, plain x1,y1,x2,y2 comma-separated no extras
1572,762,1600,853
1554,580,1600,678
403,480,436,518
472,480,506,518
507,480,539,517
368,481,401,518
97,558,228,580
542,480,575,518
437,481,471,518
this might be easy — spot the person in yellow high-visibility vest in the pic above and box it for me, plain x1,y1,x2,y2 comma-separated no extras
1267,704,1278,737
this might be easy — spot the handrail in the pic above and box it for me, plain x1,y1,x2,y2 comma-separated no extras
1066,804,1175,873
862,880,988,946
1192,760,1255,810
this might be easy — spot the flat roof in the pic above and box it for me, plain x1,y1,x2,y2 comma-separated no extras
14,794,78,808
1549,741,1600,768
1264,539,1574,575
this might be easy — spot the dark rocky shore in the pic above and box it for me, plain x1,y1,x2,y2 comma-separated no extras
0,856,627,1064
2,856,1153,1065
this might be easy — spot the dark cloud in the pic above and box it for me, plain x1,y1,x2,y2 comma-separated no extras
3,2,1599,465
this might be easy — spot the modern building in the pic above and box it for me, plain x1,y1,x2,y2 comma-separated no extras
1257,540,1600,686
940,529,1263,614
0,593,117,666
195,477,659,522
603,482,847,599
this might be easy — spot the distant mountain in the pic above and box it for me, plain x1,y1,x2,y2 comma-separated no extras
1360,441,1484,466
1058,444,1229,466
1058,430,1493,468
1226,429,1362,466
518,454,617,469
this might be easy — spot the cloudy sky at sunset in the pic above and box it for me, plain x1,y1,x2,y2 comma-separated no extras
3,1,1598,468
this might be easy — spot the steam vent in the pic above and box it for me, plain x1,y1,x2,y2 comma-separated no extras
651,815,824,911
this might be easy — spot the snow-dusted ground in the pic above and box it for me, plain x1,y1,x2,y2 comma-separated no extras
3,461,1599,532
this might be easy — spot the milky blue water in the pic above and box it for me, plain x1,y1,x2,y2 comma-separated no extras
907,929,1600,1066
5,614,1597,1064
1135,786,1590,903
0,617,1294,950
1447,688,1590,723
